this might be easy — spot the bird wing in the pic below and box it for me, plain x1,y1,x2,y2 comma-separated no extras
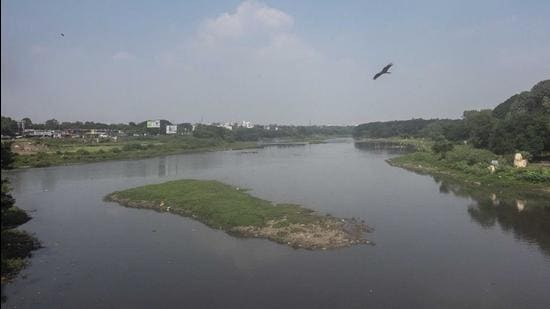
373,72,383,80
382,63,393,73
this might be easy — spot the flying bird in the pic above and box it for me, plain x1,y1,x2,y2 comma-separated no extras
373,63,393,80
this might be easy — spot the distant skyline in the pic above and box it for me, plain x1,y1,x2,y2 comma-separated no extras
2,0,550,125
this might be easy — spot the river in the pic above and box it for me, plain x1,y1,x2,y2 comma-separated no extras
3,139,549,308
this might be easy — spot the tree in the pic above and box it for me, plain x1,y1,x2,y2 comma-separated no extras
178,122,193,134
432,137,454,158
21,117,33,129
1,116,18,136
463,110,495,149
44,119,60,130
192,124,232,140
1,142,27,228
1,142,15,169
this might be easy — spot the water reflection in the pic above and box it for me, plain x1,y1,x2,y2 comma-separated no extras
158,157,166,177
431,174,550,256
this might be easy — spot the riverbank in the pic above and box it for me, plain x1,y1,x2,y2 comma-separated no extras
1,179,40,285
105,179,371,250
387,145,550,201
8,135,346,169
9,137,258,169
1,229,40,284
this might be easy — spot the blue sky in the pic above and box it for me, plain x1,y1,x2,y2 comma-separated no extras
2,0,549,124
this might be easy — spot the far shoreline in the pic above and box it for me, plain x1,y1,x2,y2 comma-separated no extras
6,135,350,170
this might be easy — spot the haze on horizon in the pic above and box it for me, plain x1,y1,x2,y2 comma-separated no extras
2,0,549,125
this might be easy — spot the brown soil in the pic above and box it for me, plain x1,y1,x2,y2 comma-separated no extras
232,219,371,250
105,194,372,250
11,141,49,155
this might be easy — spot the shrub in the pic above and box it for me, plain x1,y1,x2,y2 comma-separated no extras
122,143,144,151
445,145,498,166
432,138,454,158
514,169,550,183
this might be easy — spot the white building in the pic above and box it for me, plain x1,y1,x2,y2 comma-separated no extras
237,121,253,128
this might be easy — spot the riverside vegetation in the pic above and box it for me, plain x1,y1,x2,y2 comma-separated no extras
387,144,550,198
9,136,257,168
354,80,550,200
0,122,352,168
1,143,40,286
105,180,371,250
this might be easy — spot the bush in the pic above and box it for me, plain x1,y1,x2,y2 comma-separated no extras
76,149,90,155
445,145,498,166
1,206,30,229
432,138,454,158
514,169,550,183
122,143,144,151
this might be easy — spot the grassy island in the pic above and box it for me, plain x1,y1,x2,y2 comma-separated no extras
105,180,371,250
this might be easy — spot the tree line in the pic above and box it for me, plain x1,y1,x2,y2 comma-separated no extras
353,80,550,158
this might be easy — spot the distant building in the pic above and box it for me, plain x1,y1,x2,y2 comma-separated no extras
146,120,161,128
23,129,55,137
238,121,253,128
221,123,233,130
166,125,178,134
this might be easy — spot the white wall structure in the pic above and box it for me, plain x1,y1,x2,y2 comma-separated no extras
166,125,178,134
147,120,161,128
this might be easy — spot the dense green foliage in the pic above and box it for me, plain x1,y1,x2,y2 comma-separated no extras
354,80,550,158
389,144,550,189
192,124,233,140
431,137,454,158
106,180,326,229
1,142,15,169
1,116,19,137
353,118,458,139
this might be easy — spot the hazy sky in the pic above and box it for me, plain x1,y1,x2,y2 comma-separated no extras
2,0,549,125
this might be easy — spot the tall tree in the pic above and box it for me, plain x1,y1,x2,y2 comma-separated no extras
1,116,18,136
44,119,60,130
21,117,33,129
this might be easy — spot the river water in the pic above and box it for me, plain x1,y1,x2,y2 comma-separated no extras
3,140,550,308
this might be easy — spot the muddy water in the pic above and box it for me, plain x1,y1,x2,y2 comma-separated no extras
3,140,550,308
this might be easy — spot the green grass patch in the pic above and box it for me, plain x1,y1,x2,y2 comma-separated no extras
104,179,373,250
13,137,258,168
105,180,326,230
